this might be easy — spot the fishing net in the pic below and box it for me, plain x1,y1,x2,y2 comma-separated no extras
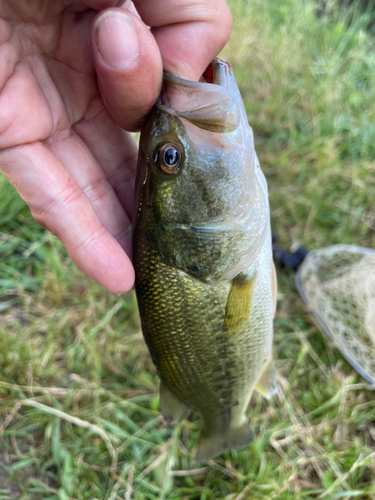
295,245,375,386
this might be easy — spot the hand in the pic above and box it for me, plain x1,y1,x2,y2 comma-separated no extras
0,0,232,293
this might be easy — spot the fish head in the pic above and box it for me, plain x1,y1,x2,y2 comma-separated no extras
134,58,269,283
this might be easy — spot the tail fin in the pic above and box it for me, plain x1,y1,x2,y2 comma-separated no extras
195,419,253,463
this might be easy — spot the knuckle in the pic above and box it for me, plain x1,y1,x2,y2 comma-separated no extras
72,225,107,253
31,180,82,227
58,181,83,207
106,150,138,188
30,208,49,229
83,177,112,204
113,223,131,245
30,202,53,228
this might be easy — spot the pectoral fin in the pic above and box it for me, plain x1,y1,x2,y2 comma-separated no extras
223,273,256,335
255,358,278,400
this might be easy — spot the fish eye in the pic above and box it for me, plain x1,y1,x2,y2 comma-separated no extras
157,143,182,174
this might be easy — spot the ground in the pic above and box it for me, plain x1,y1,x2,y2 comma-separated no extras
1,0,375,499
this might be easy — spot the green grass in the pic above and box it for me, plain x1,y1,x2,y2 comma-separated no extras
2,0,375,498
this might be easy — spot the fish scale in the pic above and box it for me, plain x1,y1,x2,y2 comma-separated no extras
133,58,277,461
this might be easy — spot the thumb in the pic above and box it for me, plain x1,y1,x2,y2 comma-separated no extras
92,8,163,131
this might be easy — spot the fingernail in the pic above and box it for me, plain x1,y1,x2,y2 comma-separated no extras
94,11,139,69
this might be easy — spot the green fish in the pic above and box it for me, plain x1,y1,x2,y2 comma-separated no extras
133,58,277,462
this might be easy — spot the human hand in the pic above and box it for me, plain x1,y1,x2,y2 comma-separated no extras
0,0,232,293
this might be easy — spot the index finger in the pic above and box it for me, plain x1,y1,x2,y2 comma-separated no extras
133,0,232,80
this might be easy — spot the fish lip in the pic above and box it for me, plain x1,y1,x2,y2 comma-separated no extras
162,58,233,89
157,58,241,133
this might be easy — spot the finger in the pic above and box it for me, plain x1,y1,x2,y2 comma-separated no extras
45,129,133,255
0,142,134,294
91,8,163,131
73,105,138,220
80,0,125,9
133,0,232,81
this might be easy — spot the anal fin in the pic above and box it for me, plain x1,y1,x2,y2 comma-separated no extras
195,418,253,463
255,358,278,400
159,381,189,423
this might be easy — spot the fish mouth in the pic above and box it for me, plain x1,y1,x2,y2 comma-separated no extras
163,58,232,88
157,58,241,133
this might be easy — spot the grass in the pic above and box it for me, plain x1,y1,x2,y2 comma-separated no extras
1,0,375,498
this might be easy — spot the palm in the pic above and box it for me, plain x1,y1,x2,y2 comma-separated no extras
0,0,232,293
3,1,137,212
0,1,140,291
2,7,93,137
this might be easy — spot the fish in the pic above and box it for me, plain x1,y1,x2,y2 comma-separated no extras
132,58,277,462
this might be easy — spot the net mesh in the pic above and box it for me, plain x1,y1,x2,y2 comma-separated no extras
295,245,375,385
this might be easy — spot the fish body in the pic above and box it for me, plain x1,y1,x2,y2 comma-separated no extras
133,59,277,462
